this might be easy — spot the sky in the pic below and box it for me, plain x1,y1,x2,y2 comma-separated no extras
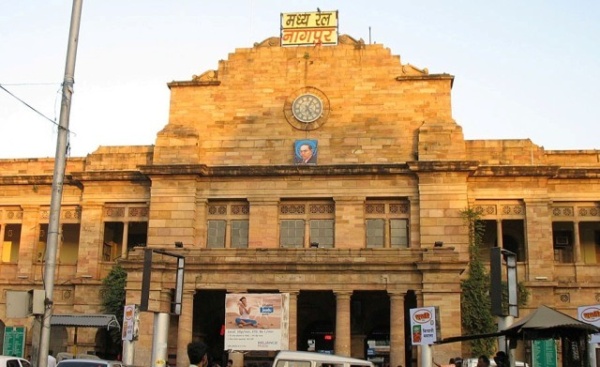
1,1,599,159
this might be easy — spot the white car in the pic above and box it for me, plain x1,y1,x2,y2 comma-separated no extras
56,359,125,367
462,358,529,367
0,356,31,367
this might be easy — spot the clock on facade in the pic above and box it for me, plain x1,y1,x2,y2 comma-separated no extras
292,94,323,123
284,86,330,130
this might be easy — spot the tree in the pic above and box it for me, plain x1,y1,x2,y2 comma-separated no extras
101,263,127,346
460,208,496,357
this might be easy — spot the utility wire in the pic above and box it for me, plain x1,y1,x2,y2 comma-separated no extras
0,82,75,134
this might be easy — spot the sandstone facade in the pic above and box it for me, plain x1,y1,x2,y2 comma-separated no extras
0,34,599,367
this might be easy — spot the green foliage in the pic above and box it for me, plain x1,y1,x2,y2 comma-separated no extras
460,209,496,357
501,280,530,308
101,263,127,345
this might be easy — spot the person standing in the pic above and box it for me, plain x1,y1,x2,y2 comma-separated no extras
476,355,490,367
47,350,57,367
187,342,209,367
493,351,508,367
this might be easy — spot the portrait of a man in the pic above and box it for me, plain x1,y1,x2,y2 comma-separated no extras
294,140,317,165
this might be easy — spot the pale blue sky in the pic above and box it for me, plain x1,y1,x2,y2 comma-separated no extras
1,1,599,158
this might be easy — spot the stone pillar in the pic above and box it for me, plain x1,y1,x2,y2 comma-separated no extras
389,292,405,367
334,291,352,356
496,219,503,249
176,291,195,367
122,221,129,259
288,291,299,350
0,222,5,262
573,221,581,263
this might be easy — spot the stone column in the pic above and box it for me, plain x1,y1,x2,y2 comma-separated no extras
334,291,352,356
0,221,5,262
288,291,299,350
573,221,581,263
176,290,195,367
121,221,129,259
496,219,504,249
389,292,405,367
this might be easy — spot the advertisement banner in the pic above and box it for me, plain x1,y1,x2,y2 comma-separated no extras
409,306,440,345
122,304,139,341
225,293,289,351
577,304,600,343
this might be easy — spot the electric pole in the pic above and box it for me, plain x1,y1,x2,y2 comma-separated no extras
38,1,83,366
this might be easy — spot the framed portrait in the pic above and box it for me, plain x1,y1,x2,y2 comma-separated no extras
294,139,318,165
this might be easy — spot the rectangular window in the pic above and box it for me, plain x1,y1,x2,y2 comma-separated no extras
207,220,226,248
366,219,385,248
103,221,148,261
390,219,408,248
310,220,334,248
61,223,80,264
552,222,574,263
364,200,410,248
279,201,335,248
37,223,81,264
37,223,49,262
231,220,249,248
206,201,249,248
479,220,497,261
502,219,526,261
2,224,22,263
473,202,527,262
280,219,305,248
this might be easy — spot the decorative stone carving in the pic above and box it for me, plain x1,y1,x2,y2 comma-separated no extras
254,36,280,48
192,70,219,82
401,64,429,75
338,34,362,45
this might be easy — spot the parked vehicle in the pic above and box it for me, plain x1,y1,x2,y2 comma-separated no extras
0,356,31,367
462,358,529,367
56,359,125,367
273,351,374,367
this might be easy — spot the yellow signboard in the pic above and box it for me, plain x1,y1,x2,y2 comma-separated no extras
280,11,338,46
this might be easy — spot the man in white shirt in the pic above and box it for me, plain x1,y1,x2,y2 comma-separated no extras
47,350,57,367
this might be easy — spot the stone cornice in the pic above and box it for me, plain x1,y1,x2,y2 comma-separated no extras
0,175,82,188
395,73,454,85
122,247,429,271
408,161,479,173
69,170,150,182
472,165,561,177
167,80,221,88
555,167,600,179
139,164,412,177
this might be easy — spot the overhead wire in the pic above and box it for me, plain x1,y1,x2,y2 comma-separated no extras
0,82,76,137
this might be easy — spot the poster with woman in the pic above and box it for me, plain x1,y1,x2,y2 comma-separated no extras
224,293,289,351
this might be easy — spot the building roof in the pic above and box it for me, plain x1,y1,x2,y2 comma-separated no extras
51,314,120,330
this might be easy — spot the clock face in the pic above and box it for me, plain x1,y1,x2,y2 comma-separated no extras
292,94,323,123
